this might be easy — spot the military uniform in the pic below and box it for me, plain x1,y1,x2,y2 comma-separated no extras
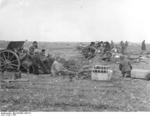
119,57,132,77
39,51,50,74
51,60,65,76
29,44,40,74
32,52,40,74
29,46,35,56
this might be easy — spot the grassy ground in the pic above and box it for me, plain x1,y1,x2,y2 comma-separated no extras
1,74,150,112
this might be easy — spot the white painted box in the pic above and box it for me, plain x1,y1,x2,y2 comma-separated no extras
131,69,150,79
91,65,113,81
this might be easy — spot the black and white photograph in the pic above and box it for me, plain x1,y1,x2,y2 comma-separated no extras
1,0,150,113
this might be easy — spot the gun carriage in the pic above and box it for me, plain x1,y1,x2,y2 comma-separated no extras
0,41,25,73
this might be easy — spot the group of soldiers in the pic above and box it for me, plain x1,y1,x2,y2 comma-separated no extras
89,41,112,53
28,41,132,78
28,41,54,74
82,41,132,78
27,41,75,77
81,41,114,61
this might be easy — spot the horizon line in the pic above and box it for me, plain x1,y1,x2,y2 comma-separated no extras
0,40,148,44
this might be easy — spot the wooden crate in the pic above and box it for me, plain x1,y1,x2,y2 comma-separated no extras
91,65,113,81
131,69,150,79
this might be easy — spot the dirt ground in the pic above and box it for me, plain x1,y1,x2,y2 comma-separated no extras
1,42,150,112
1,71,150,112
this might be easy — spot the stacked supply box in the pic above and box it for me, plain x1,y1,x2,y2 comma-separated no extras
91,65,113,81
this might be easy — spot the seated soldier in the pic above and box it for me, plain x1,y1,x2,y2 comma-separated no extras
111,47,118,53
39,49,50,74
51,57,76,78
51,56,65,76
40,49,47,62
90,42,95,47
119,55,132,78
87,45,96,59
18,47,27,60
103,41,111,53
47,54,55,73
32,49,41,75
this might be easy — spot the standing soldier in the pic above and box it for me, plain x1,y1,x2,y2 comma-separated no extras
120,41,125,54
141,40,146,54
119,55,132,78
29,41,38,56
110,40,114,49
29,41,40,74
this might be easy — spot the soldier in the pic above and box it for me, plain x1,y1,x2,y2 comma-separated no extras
51,57,76,81
87,46,96,59
40,49,47,62
103,41,111,53
119,55,132,78
90,42,95,47
98,41,104,54
32,50,41,75
39,49,50,74
51,56,65,77
29,41,40,74
29,41,38,56
47,54,55,73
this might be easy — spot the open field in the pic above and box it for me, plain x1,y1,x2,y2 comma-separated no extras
1,41,150,111
1,74,150,111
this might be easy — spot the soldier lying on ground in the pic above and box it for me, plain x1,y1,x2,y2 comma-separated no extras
119,55,132,78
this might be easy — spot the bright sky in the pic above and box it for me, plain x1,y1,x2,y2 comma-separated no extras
0,0,150,42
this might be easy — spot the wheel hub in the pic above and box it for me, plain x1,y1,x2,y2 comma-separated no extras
4,60,11,66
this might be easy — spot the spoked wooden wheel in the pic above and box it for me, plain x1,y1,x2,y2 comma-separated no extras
0,50,20,72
